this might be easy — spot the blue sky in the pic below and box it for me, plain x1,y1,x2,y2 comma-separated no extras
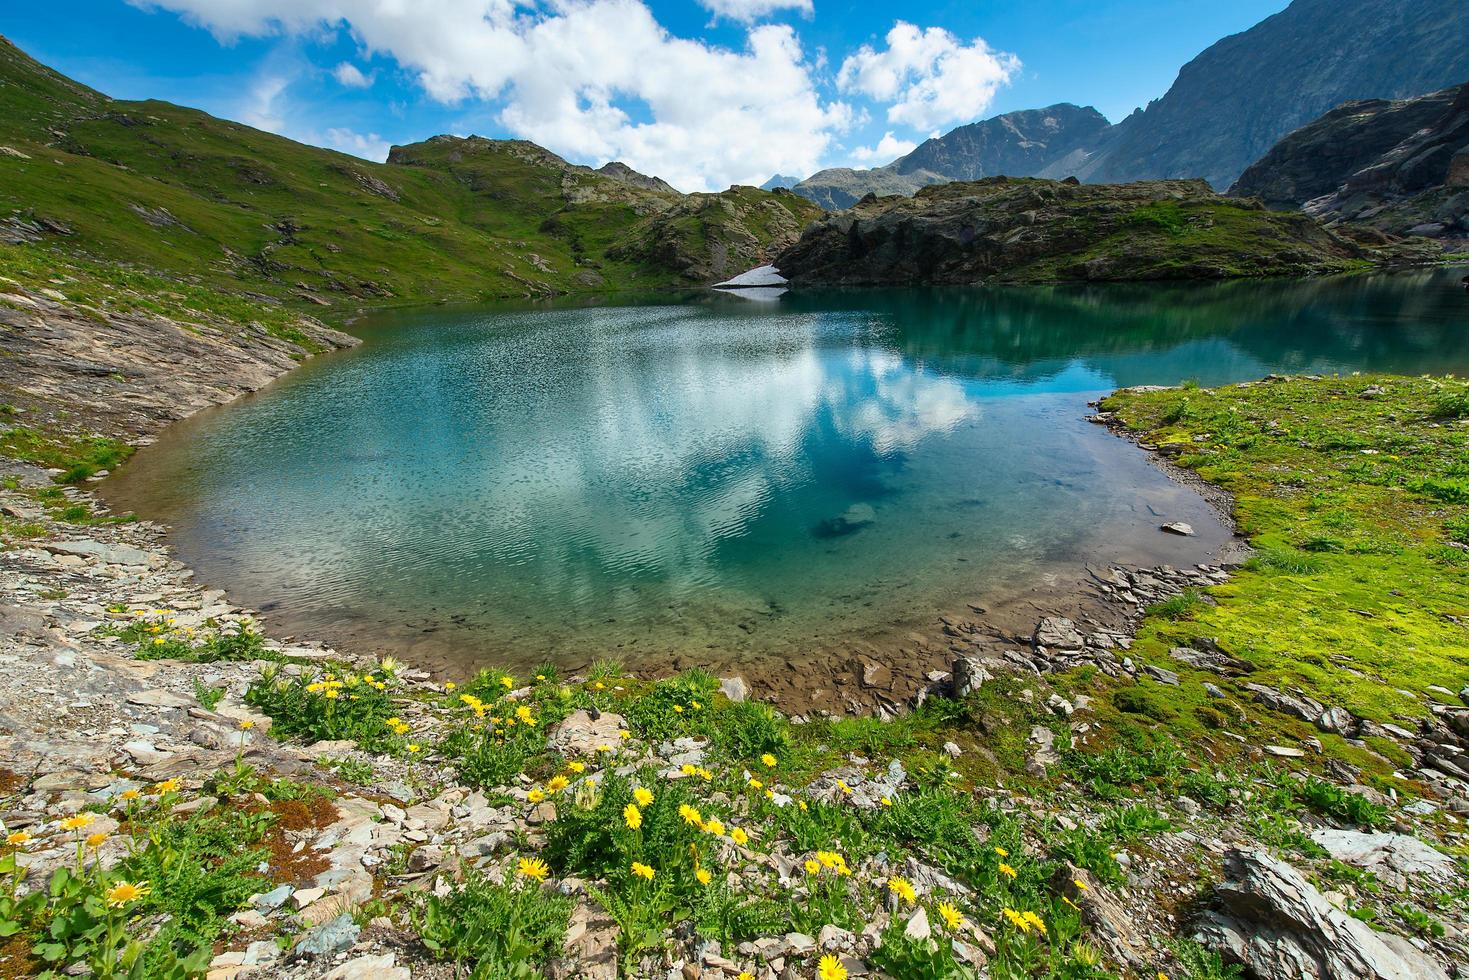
5,0,1289,191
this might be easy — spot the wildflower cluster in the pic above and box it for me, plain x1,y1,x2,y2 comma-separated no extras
111,609,271,664
0,774,285,977
246,661,404,751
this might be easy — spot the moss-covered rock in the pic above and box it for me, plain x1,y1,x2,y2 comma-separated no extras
777,176,1376,287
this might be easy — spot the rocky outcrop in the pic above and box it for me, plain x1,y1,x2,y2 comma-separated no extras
0,283,357,442
791,104,1110,209
1195,849,1450,980
1231,82,1469,245
776,177,1366,287
595,160,678,195
607,186,821,283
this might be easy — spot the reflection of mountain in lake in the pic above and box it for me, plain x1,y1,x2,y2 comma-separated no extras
778,269,1469,386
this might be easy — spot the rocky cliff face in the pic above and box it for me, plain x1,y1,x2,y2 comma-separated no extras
1231,82,1469,245
791,104,1109,209
1076,0,1469,190
776,177,1370,287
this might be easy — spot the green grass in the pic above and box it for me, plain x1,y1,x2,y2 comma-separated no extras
1104,375,1469,733
0,423,133,483
0,37,820,318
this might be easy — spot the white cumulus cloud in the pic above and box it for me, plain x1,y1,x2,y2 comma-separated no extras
331,61,372,88
323,126,390,161
847,131,916,165
698,0,813,23
837,22,1019,131
127,0,852,192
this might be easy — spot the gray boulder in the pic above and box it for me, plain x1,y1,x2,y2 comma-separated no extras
1195,849,1449,980
1308,830,1459,881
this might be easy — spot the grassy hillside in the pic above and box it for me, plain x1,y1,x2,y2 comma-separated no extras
0,36,818,314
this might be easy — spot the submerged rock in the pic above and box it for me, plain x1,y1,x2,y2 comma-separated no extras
812,503,876,539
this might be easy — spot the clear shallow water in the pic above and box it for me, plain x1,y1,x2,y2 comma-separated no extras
105,269,1469,673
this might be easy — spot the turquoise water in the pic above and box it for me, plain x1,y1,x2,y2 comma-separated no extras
105,269,1469,674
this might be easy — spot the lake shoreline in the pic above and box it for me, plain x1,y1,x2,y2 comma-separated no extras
2,263,1247,718
5,270,1467,979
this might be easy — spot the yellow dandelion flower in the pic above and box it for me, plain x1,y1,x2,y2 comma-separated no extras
696,767,713,782
239,719,255,730
619,730,631,740
407,744,421,754
500,675,514,689
880,796,892,807
747,778,763,790
1022,910,1047,935
1002,907,1029,932
547,775,569,793
596,743,612,753
322,689,340,700
624,803,643,830
730,827,749,846
739,973,754,980
1062,895,1081,911
696,867,712,885
691,700,702,710
119,789,140,801
517,857,550,881
818,954,848,980
704,817,725,836
836,780,852,795
804,858,820,874
85,832,108,848
673,705,684,714
6,831,31,847
594,681,605,691
998,862,1017,879
938,902,965,930
681,764,697,776
528,788,546,804
1073,878,1088,891
59,814,95,832
798,800,808,811
679,804,702,826
444,681,456,691
567,761,586,774
633,787,654,807
759,753,777,768
630,861,654,881
994,846,1009,857
516,705,537,726
888,877,917,905
105,880,151,908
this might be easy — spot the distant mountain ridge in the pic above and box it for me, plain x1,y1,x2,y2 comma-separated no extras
792,104,1109,209
788,0,1469,209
